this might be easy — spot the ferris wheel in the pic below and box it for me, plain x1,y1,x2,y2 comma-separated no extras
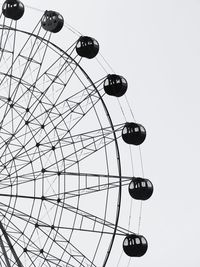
0,1,154,266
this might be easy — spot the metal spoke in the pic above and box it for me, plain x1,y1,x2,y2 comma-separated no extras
46,200,133,237
0,124,123,188
38,124,123,171
0,173,131,199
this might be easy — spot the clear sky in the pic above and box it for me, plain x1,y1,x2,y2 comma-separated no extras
6,0,200,266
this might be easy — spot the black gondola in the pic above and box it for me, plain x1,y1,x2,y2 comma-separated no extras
122,122,146,145
76,36,99,59
123,234,148,257
2,0,24,20
129,177,153,200
41,10,64,33
103,74,127,97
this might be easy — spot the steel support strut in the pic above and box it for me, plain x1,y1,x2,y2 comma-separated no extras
0,235,11,267
0,220,24,267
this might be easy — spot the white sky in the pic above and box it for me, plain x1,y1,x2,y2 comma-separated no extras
7,0,200,266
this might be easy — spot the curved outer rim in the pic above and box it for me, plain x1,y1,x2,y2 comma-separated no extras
0,25,122,267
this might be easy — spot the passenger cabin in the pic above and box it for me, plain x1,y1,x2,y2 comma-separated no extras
103,74,127,97
129,177,153,200
41,11,64,33
76,36,99,59
122,122,146,145
123,234,148,257
2,0,24,20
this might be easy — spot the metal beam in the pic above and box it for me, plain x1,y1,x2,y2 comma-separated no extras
0,235,11,267
0,221,24,267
